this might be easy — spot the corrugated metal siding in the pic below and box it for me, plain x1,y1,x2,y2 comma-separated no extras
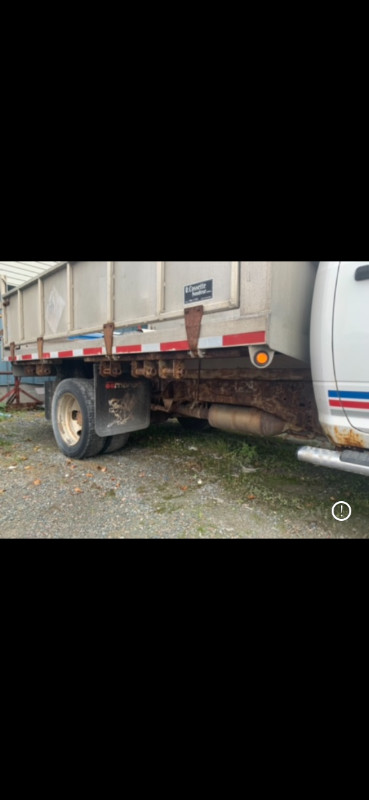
0,261,63,287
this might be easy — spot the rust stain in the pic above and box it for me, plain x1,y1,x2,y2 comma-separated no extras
171,378,321,435
332,426,366,449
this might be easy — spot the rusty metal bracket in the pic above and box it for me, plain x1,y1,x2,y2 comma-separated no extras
144,361,158,379
10,342,16,361
158,360,186,380
159,361,172,379
37,337,44,360
185,305,204,357
99,361,123,378
131,361,145,378
36,364,52,376
132,361,159,379
104,322,115,358
173,360,185,380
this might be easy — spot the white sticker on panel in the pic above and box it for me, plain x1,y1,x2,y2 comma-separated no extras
46,287,66,334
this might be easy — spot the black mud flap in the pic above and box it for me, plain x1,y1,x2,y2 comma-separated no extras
94,367,151,437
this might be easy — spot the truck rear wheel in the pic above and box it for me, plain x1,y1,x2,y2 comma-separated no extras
51,378,107,459
101,434,130,453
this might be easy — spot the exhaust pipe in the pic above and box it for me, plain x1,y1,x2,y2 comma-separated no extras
175,403,209,420
208,404,288,437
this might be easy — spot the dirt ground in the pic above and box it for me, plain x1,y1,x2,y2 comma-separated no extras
1,410,368,538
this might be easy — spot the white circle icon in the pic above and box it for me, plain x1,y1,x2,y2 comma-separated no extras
332,501,352,522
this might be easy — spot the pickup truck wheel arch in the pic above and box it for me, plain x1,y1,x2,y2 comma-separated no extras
51,378,107,459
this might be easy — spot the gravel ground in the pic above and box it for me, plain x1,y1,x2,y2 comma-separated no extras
0,410,367,538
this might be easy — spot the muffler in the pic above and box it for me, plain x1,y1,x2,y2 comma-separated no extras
208,404,288,437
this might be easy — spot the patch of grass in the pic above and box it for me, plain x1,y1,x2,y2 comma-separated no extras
155,505,169,514
132,421,369,534
0,439,13,456
104,489,117,499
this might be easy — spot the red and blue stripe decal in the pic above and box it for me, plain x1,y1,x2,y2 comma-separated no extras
329,391,369,410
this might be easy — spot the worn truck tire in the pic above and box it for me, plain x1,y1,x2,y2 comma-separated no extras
51,378,107,459
102,434,130,454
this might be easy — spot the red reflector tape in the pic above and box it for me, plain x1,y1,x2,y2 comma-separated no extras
83,347,103,356
223,332,266,347
160,341,189,352
116,345,143,354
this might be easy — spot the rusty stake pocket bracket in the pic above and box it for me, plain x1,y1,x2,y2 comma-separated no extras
185,305,204,357
104,322,115,358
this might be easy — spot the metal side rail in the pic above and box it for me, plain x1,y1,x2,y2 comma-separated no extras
298,446,369,477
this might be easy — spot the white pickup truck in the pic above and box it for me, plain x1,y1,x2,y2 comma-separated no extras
1,261,368,475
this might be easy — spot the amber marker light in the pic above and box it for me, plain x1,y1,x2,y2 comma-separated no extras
255,351,270,366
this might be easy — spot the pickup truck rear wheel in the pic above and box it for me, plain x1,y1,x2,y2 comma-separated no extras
51,378,107,459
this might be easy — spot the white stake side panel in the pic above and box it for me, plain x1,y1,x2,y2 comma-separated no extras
2,261,317,364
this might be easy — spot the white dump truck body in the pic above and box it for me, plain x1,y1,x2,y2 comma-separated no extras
1,261,316,363
1,261,369,475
